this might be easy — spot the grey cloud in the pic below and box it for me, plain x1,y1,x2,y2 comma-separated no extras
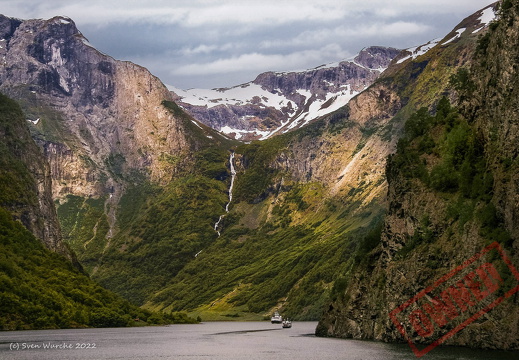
0,0,495,89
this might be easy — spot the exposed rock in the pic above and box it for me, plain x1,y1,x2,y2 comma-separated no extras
0,92,71,260
0,14,218,241
466,1,519,243
172,46,401,141
317,1,519,352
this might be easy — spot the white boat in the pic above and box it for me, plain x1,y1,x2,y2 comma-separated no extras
271,311,283,324
282,319,292,328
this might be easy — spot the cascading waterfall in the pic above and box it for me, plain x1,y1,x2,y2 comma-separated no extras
213,151,236,237
226,152,237,212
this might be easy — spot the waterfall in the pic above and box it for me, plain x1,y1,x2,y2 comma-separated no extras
213,215,224,237
225,152,236,212
213,151,236,237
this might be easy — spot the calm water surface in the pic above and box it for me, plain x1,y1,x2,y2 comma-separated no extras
0,321,517,359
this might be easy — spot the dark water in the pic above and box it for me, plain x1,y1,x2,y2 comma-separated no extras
0,322,517,359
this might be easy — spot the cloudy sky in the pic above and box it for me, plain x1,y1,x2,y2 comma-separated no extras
1,0,495,89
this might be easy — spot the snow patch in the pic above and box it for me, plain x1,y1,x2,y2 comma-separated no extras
313,60,342,71
172,83,288,111
191,120,203,129
286,86,358,132
59,76,69,93
170,50,388,142
442,28,466,45
352,60,386,73
214,84,360,141
81,37,95,48
296,89,312,99
323,80,334,87
478,7,496,27
397,38,442,64
220,125,270,140
473,7,497,33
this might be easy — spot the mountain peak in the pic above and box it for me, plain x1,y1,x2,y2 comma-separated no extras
172,46,401,141
392,2,499,66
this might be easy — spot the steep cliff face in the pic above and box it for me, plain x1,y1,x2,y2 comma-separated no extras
465,0,519,243
0,15,229,242
0,92,68,257
142,5,495,319
0,100,184,329
172,46,400,141
317,1,519,351
0,15,218,194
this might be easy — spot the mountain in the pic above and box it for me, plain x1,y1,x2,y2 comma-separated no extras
0,13,231,196
0,14,236,270
141,3,503,322
1,4,515,354
317,1,519,351
171,46,400,141
0,90,66,257
0,13,248,312
0,92,197,330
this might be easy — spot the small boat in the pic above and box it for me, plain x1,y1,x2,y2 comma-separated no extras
271,311,283,324
282,319,292,328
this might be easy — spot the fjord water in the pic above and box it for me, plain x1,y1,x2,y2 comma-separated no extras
0,322,516,360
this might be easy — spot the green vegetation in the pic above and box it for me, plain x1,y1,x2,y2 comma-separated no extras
73,148,232,305
389,96,511,257
137,117,386,319
87,97,386,320
234,135,287,203
0,93,40,210
57,195,110,272
0,206,198,330
146,208,383,320
0,92,200,329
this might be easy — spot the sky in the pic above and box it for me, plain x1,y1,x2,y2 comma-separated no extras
0,0,496,89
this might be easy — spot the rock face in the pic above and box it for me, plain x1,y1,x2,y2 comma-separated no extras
317,1,519,352
2,6,516,350
0,15,223,242
145,3,506,320
0,15,202,189
172,46,400,141
0,92,70,259
466,1,519,244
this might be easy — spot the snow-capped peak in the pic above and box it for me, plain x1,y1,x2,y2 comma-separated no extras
171,47,400,141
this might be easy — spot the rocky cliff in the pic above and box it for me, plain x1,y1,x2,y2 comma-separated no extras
0,92,68,257
0,14,230,242
316,1,519,352
1,14,232,188
465,0,519,244
0,94,187,328
141,5,499,320
1,3,512,337
172,46,400,141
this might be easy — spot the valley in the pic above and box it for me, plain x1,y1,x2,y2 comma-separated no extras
0,0,517,355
